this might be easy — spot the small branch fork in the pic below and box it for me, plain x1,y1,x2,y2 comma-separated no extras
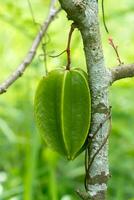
49,23,76,70
108,37,134,84
0,0,61,95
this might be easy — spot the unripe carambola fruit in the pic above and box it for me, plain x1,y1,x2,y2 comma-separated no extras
34,68,91,160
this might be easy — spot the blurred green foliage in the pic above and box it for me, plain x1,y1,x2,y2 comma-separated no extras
0,0,134,199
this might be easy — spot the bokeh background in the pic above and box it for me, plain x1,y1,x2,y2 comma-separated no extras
0,0,134,199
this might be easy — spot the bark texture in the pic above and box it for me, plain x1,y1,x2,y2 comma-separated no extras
110,63,134,83
58,0,111,199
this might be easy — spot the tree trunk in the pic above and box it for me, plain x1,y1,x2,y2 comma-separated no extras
58,0,112,199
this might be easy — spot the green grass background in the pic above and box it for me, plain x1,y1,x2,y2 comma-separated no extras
0,0,134,199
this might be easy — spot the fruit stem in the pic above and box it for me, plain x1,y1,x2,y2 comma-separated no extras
66,23,75,70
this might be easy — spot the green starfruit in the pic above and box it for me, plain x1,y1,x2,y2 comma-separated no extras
34,68,91,160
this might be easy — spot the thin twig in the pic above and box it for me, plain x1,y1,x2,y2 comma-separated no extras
102,0,109,33
108,37,123,65
27,0,48,74
49,49,66,57
0,1,61,95
27,0,37,25
89,112,111,140
66,23,75,70
84,109,112,191
88,114,112,171
48,23,76,69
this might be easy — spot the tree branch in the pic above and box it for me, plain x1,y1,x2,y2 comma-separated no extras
59,1,111,200
0,1,61,95
110,63,134,84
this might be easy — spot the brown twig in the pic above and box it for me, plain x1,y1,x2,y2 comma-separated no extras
66,23,76,70
84,113,111,191
108,37,123,65
0,1,61,95
88,114,111,171
48,23,75,69
102,0,109,33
